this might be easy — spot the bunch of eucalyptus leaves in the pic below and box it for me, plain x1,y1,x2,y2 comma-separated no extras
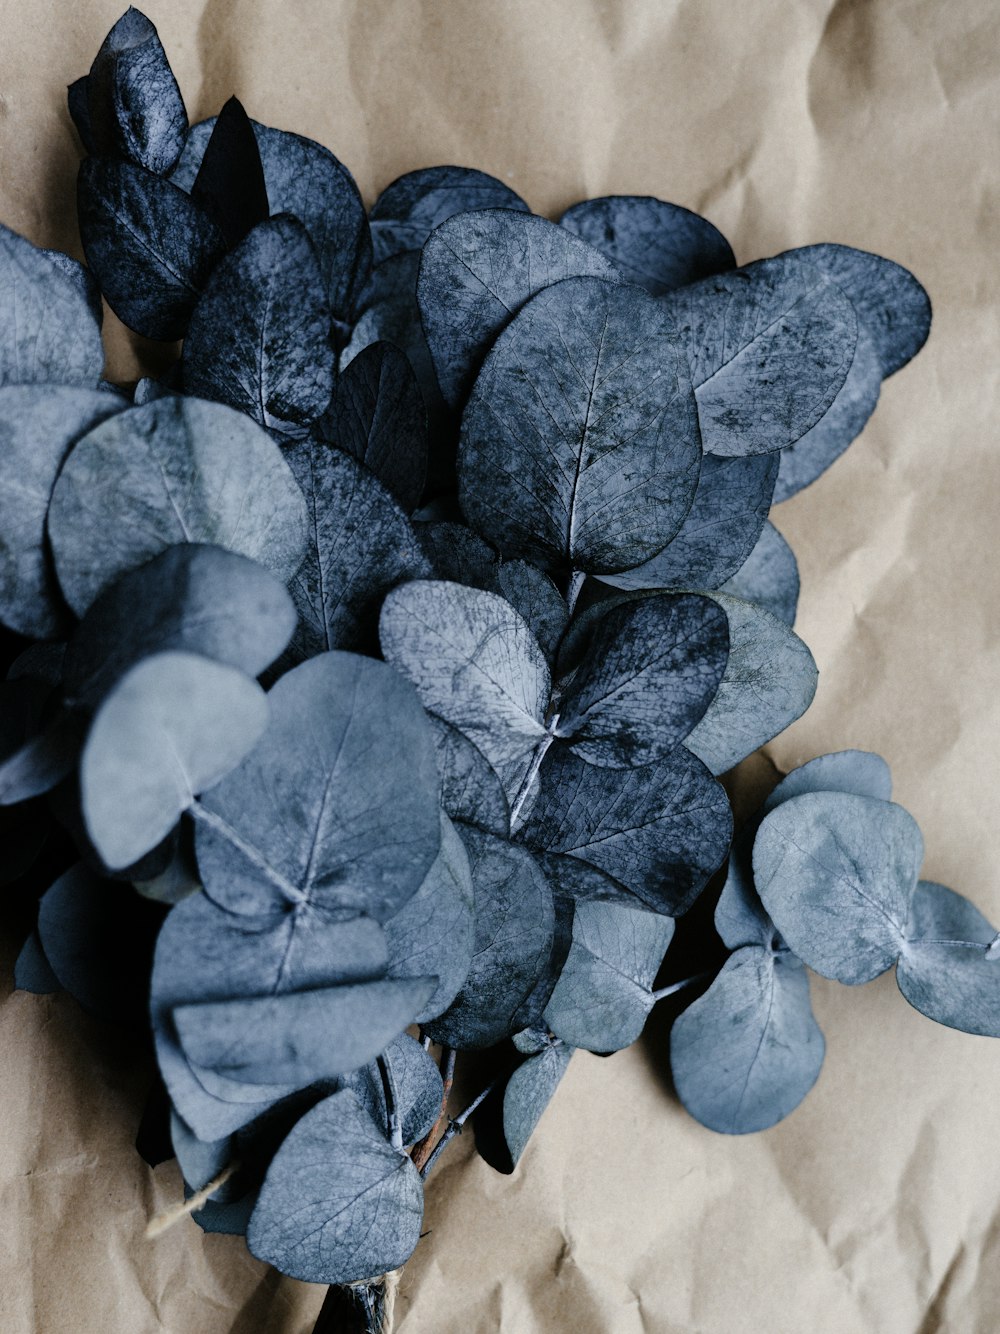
3,10,999,1331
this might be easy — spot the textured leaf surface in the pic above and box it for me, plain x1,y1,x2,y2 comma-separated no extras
419,209,619,409
897,881,1000,1037
754,792,923,984
559,195,735,294
370,165,529,265
685,595,818,774
459,275,701,573
430,718,509,836
247,1089,424,1284
49,395,307,615
189,97,270,248
671,947,824,1134
496,563,568,665
13,930,59,994
763,749,892,815
195,652,440,921
503,1042,572,1167
719,521,799,625
519,744,731,915
342,1034,445,1147
0,385,124,637
82,651,268,869
660,255,858,456
181,216,334,434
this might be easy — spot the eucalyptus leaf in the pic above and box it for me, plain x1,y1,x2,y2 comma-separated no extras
430,718,509,836
194,651,440,922
0,222,105,387
78,158,226,340
458,275,701,574
753,791,923,984
503,1041,572,1167
559,195,735,294
773,324,882,503
48,395,308,615
282,441,430,660
247,1089,424,1285
519,744,731,915
81,650,269,869
660,255,858,456
544,899,675,1052
424,826,554,1050
63,544,297,708
341,1034,445,1146
13,930,59,994
496,562,568,664
380,580,550,801
897,881,1000,1037
0,711,87,806
0,385,124,636
189,97,270,249
788,242,932,378
181,215,334,434
763,749,892,814
418,209,620,409
684,594,818,775
670,946,825,1134
596,453,778,594
171,1111,238,1200
385,812,475,1021
415,522,497,589
316,341,427,512
370,165,529,265
557,593,728,767
68,76,96,154
87,7,187,175
718,521,799,625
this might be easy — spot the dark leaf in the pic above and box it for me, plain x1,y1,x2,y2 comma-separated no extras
0,222,105,386
670,947,824,1134
87,7,187,174
48,395,308,615
0,385,124,636
0,711,87,806
181,216,334,434
559,195,735,294
519,744,732,915
341,1034,445,1146
13,930,59,994
68,76,96,154
418,209,620,410
684,594,818,775
459,275,701,574
78,157,225,340
503,1041,572,1167
63,544,297,709
719,521,799,625
316,342,427,512
430,718,509,836
660,255,858,456
753,791,923,984
415,522,497,588
247,1089,424,1284
370,165,529,265
557,593,729,767
384,812,475,1021
81,650,268,869
496,562,568,664
195,651,440,922
282,441,430,661
190,97,269,248
544,898,675,1051
424,826,554,1050
596,453,778,594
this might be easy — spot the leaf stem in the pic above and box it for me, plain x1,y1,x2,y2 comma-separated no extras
419,1076,500,1180
509,718,559,830
377,1053,403,1152
410,1046,456,1171
565,570,586,617
651,972,710,1003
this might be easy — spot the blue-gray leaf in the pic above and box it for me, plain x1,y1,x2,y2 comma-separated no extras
753,791,923,984
430,718,509,837
670,946,824,1134
559,195,735,294
77,158,226,340
459,275,701,574
341,1034,445,1147
763,749,892,815
247,1089,424,1284
0,385,124,636
0,223,105,387
503,1041,573,1167
660,255,858,456
519,744,731,916
557,593,728,767
718,521,799,626
495,562,568,666
13,929,59,994
684,594,818,775
181,216,334,434
48,395,308,615
418,209,620,410
195,651,440,921
82,651,269,869
544,899,675,1051
896,881,1000,1037
370,165,529,265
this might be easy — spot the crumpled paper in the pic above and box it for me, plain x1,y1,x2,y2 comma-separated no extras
3,2,1000,1330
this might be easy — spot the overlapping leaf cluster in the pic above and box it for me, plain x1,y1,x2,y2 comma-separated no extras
3,6,993,1313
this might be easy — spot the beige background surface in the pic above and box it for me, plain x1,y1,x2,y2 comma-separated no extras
2,1,1000,1330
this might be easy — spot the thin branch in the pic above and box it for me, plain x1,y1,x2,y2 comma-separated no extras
410,1046,456,1172
419,1076,501,1181
651,972,710,1003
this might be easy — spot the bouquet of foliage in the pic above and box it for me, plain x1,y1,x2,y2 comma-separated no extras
4,10,998,1331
